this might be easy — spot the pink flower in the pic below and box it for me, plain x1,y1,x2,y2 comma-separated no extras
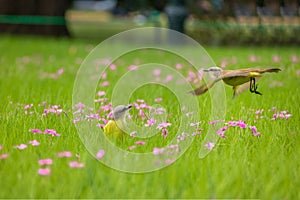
128,65,138,71
192,131,202,136
272,55,280,63
153,147,164,155
253,132,261,137
189,70,197,78
69,161,84,168
96,149,105,159
56,151,72,158
97,91,106,96
38,168,51,176
190,122,201,127
130,131,137,137
145,118,156,127
255,109,264,115
133,103,140,109
14,144,27,150
109,64,116,70
97,123,105,128
165,159,174,165
24,104,33,110
177,132,187,142
220,59,228,68
175,63,183,69
157,122,171,130
73,118,80,124
57,68,64,75
31,129,42,134
139,109,145,120
0,153,9,160
135,141,146,145
272,113,278,120
249,126,257,132
291,55,299,63
217,130,226,138
44,129,56,134
153,69,161,76
209,120,220,125
94,98,108,103
249,55,260,62
177,135,184,142
237,120,247,128
29,140,40,146
38,158,53,165
220,126,229,131
205,142,215,151
249,126,260,136
139,103,148,109
154,97,162,102
137,99,145,103
227,121,237,126
44,129,61,137
156,108,165,115
128,145,136,150
101,71,107,79
161,129,168,138
102,104,112,112
285,114,292,120
164,75,173,83
75,102,85,109
100,81,109,87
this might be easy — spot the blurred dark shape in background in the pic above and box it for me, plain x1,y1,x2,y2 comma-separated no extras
165,0,188,33
0,0,72,36
1,0,300,45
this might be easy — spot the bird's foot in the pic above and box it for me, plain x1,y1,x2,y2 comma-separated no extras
254,90,262,95
253,84,262,95
249,78,262,95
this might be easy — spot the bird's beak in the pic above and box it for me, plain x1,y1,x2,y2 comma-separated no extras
127,105,132,110
203,69,210,72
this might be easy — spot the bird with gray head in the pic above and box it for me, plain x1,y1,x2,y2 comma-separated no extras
113,105,132,120
203,66,223,78
190,66,281,98
103,104,132,140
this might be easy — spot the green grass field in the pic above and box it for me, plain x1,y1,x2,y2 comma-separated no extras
0,34,299,199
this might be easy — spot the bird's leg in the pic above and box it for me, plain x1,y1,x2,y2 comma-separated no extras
252,77,262,95
249,77,254,93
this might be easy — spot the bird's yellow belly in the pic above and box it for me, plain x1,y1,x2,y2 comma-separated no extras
103,120,125,138
223,76,250,86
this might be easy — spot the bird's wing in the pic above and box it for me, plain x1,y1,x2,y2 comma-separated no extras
221,68,281,79
232,77,261,98
189,78,222,96
220,69,253,78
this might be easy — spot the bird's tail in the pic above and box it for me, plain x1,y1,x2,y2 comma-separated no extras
263,68,282,73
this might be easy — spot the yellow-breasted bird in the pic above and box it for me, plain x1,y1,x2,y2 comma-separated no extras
189,66,281,98
104,105,132,139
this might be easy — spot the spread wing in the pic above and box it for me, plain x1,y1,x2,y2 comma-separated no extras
188,69,252,96
189,68,281,96
221,68,281,79
188,78,222,96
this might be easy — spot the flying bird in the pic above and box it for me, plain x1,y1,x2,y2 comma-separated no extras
104,105,132,140
189,66,281,98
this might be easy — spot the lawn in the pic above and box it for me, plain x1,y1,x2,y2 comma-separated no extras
0,34,299,199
